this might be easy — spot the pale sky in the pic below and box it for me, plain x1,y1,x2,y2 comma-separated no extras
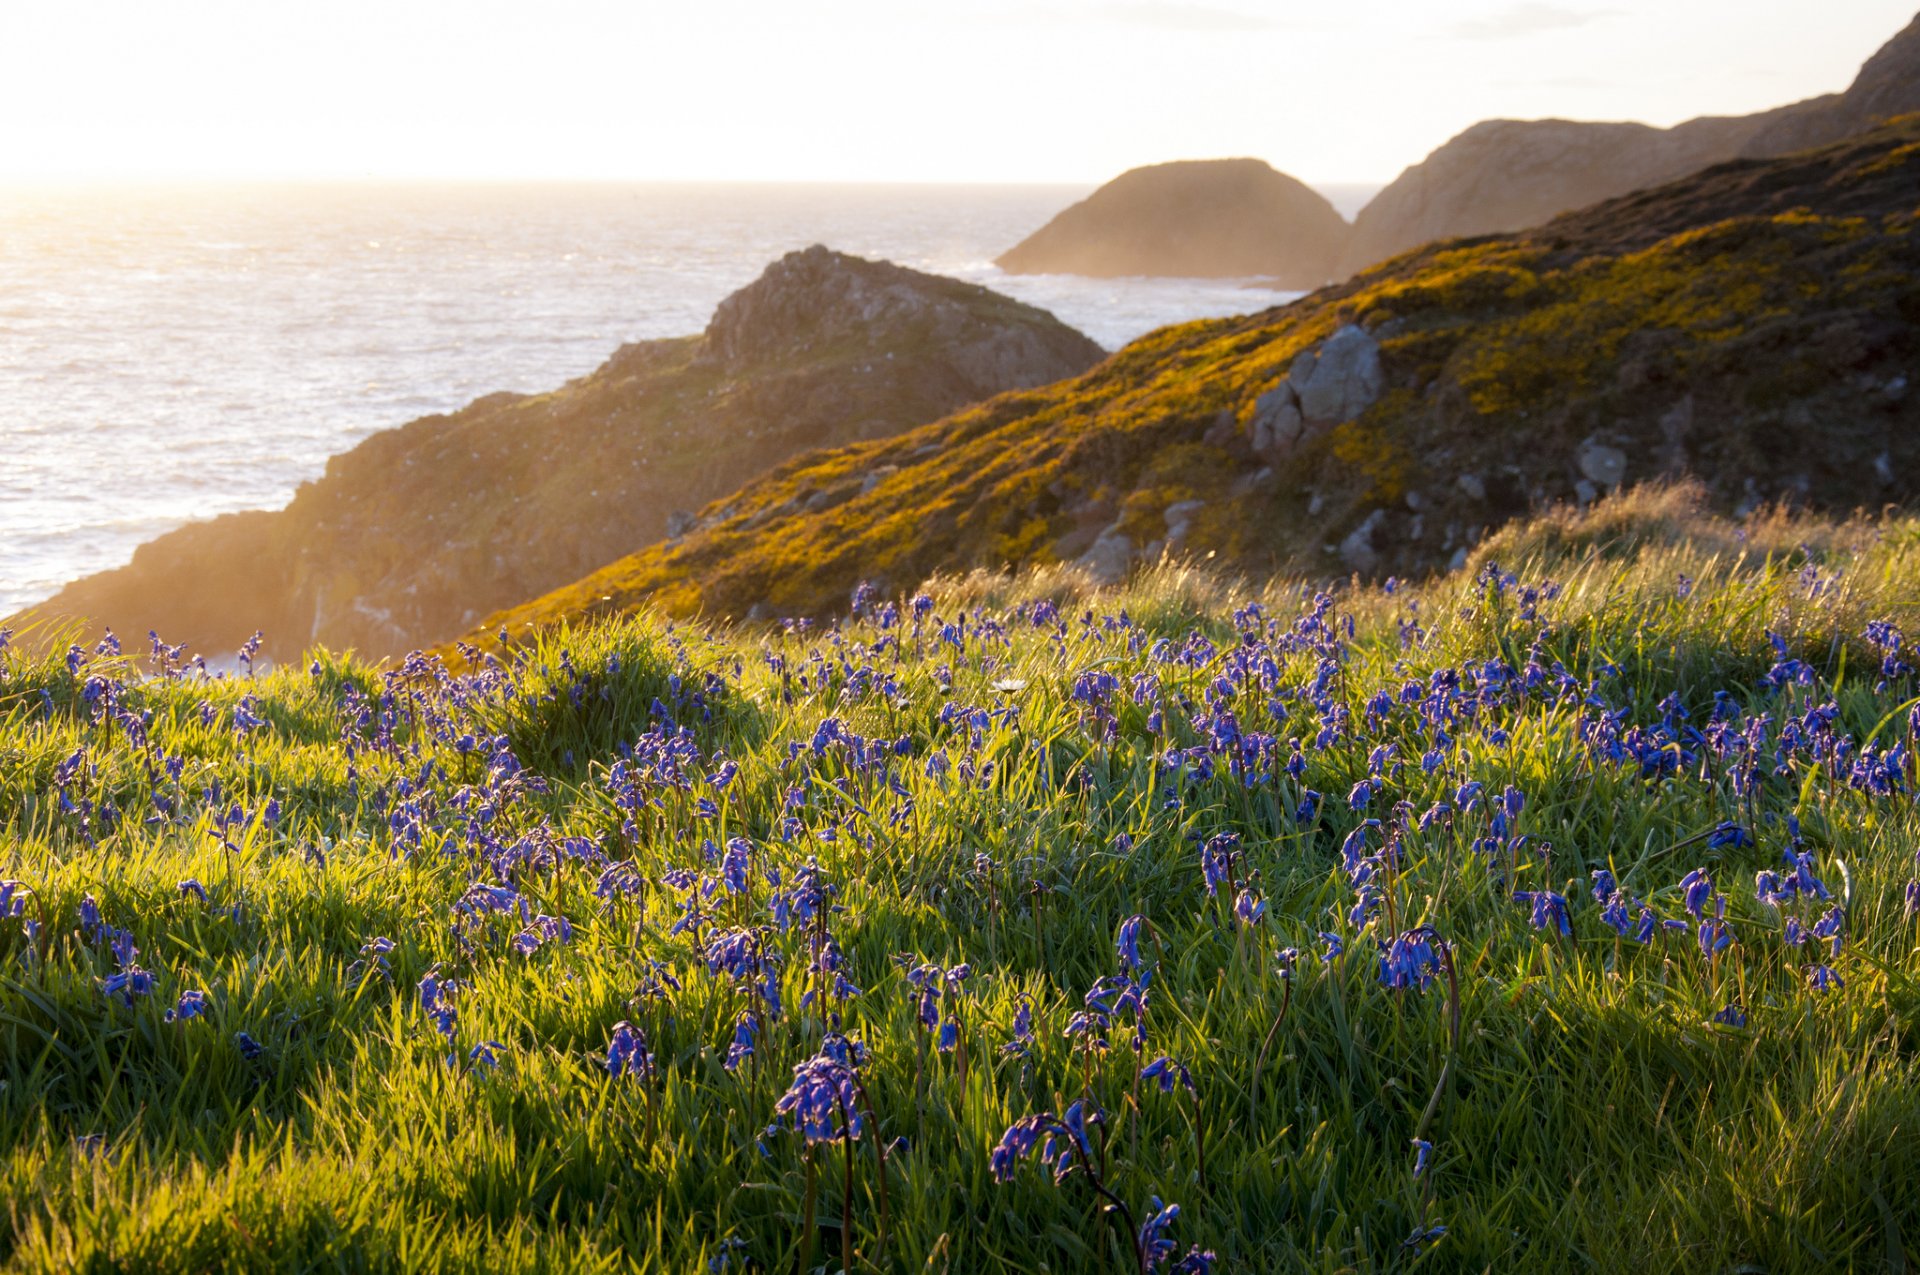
1,1,1911,186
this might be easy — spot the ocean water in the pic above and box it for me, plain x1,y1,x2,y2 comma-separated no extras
0,181,1368,616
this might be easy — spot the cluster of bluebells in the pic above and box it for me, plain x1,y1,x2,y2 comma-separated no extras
3,564,1916,1269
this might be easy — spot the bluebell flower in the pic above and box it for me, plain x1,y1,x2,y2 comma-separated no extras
766,1035,865,1145
419,970,458,1038
1712,1003,1748,1027
1319,931,1344,962
725,1014,758,1072
990,1101,1097,1183
1140,1055,1195,1095
1807,964,1844,992
1002,995,1036,1057
606,1020,655,1079
1706,822,1752,850
1116,914,1147,973
164,989,207,1023
1411,1138,1433,1178
707,1236,750,1272
1379,928,1440,991
1138,1197,1181,1269
1679,868,1715,919
1515,889,1571,936
100,965,155,1007
721,837,752,895
234,1031,266,1060
468,1040,505,1071
1811,905,1845,957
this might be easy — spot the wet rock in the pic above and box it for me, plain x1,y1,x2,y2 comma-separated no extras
1456,472,1486,501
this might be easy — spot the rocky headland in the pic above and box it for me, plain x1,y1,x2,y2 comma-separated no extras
22,247,1104,659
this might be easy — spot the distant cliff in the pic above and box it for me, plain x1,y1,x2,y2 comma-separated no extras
995,159,1351,286
24,247,1104,659
1344,12,1920,271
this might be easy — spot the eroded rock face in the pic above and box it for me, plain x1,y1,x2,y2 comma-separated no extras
24,249,1106,659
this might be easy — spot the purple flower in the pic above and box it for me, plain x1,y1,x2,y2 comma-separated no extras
606,1021,656,1080
1707,822,1752,850
990,1101,1097,1183
1139,1197,1181,1269
724,1014,758,1072
163,989,207,1022
1379,928,1440,991
100,965,155,1007
1116,914,1147,973
1515,890,1571,936
1679,868,1714,919
1140,1055,1195,1096
766,1036,865,1145
1002,996,1036,1057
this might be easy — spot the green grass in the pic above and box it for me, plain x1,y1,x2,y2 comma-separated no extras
2,489,1919,1273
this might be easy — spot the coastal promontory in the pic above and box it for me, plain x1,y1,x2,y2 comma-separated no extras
23,248,1105,659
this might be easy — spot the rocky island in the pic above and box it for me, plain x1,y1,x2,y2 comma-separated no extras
994,158,1351,286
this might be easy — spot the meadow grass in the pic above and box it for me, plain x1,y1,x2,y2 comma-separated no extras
2,487,1918,1273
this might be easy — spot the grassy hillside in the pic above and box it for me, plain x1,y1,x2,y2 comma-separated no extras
2,490,1919,1271
472,118,1920,645
21,248,1103,662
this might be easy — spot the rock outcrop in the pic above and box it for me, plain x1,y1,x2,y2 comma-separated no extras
463,117,1920,636
22,248,1104,659
995,159,1350,286
1343,11,1920,273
